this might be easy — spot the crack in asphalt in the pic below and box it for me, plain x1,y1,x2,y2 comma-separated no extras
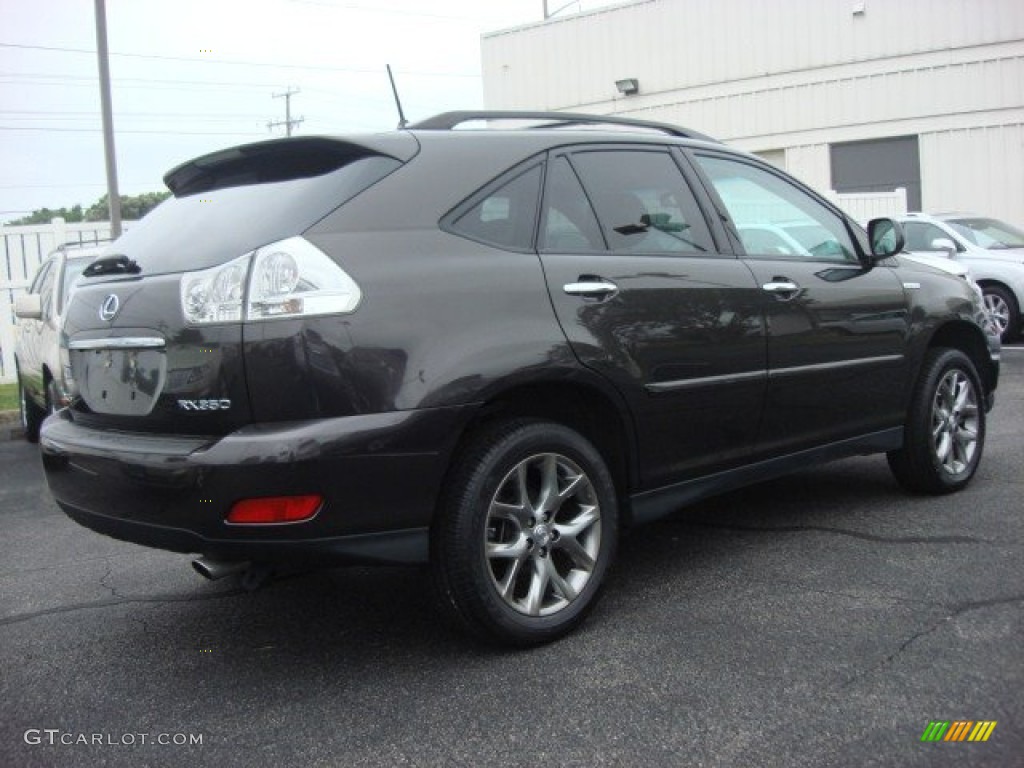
0,586,247,628
842,593,1024,687
688,521,1006,546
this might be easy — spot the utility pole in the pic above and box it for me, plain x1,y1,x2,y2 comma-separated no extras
94,0,121,237
268,87,304,137
544,0,579,18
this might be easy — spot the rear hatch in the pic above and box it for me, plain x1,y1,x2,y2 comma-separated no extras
63,135,413,435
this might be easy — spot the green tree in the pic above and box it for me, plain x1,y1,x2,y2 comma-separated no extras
7,204,84,225
6,191,171,227
85,191,171,222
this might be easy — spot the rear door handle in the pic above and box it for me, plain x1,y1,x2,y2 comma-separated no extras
563,279,618,298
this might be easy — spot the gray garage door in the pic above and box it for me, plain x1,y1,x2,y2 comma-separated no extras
830,136,921,211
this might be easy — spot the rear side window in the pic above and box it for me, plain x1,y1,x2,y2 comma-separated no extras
448,165,542,251
570,150,714,255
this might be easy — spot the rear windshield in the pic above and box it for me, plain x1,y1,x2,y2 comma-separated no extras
100,154,401,276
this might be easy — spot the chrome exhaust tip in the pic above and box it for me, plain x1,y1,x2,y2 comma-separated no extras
192,557,249,581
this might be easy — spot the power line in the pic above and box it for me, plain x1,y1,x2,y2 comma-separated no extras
0,72,282,89
0,126,264,136
0,42,479,78
0,109,266,117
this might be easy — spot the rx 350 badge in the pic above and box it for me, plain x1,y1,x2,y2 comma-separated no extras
177,399,232,411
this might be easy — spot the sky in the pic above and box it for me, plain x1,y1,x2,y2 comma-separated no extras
0,0,621,224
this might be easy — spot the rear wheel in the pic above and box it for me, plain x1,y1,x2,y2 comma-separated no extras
982,284,1019,342
887,348,985,494
432,420,618,646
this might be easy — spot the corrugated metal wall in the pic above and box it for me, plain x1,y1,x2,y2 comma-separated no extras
482,0,1024,221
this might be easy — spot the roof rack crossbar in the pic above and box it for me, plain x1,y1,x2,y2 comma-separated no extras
408,110,717,143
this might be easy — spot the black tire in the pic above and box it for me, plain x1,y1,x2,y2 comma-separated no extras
431,420,619,646
18,374,45,444
981,284,1019,343
887,348,986,494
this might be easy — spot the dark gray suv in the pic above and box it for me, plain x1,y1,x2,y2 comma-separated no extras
41,111,999,645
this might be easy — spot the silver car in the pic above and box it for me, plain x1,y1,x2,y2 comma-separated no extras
13,243,106,441
899,212,1024,342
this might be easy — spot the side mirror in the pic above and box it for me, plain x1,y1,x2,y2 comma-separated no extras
14,293,42,320
930,237,957,258
867,218,906,259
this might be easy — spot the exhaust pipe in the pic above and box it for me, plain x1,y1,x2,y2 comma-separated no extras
192,557,249,581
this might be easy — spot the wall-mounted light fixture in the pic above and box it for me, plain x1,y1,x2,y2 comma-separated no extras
615,78,640,96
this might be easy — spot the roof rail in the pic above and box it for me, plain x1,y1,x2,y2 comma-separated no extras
408,110,718,143
58,238,113,250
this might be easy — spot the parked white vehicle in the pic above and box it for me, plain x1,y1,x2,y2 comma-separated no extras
13,243,107,441
898,213,1024,342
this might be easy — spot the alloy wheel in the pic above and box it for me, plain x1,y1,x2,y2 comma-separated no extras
931,369,979,476
983,292,1010,337
484,452,601,617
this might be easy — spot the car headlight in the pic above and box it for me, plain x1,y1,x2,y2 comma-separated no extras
180,237,361,325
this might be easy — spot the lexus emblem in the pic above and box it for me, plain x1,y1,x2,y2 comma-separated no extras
99,294,120,323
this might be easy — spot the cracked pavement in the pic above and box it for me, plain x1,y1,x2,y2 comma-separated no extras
1,351,1022,767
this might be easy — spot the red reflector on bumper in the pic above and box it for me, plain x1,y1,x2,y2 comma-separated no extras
227,495,323,524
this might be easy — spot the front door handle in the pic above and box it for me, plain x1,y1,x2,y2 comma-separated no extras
564,279,618,298
762,279,801,298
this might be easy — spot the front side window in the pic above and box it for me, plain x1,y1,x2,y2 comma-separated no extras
695,154,858,263
903,221,957,252
36,257,58,320
570,150,713,255
449,165,542,251
28,260,53,294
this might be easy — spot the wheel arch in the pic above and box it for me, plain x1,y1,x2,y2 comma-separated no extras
442,374,639,527
925,319,997,397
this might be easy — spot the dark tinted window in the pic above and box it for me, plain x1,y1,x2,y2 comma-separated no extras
539,157,606,252
97,155,401,277
449,165,542,250
570,150,713,254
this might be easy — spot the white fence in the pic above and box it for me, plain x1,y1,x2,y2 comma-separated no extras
0,188,910,385
826,188,907,225
1,218,130,383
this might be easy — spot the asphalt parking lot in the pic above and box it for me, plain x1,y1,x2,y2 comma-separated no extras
1,351,1021,768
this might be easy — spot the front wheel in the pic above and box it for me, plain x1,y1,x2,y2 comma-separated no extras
982,284,1019,342
888,348,986,494
18,376,45,444
432,420,618,646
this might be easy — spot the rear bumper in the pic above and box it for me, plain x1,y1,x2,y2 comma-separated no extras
40,405,472,564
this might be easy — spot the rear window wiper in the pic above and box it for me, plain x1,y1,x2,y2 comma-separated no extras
82,254,141,277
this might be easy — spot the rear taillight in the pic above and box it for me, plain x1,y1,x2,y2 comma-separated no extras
226,494,323,525
180,236,361,326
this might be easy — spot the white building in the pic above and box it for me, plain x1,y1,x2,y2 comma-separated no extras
482,0,1024,223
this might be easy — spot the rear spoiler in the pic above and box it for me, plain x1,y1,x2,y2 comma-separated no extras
164,135,416,197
